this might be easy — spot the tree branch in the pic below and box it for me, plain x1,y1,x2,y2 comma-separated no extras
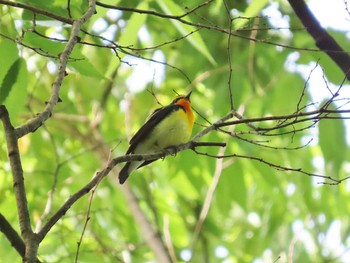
94,0,337,57
0,213,25,257
0,106,38,262
15,0,97,138
191,124,233,254
288,0,350,79
33,99,350,259
0,0,73,24
36,139,224,261
1,0,97,261
36,139,223,240
0,106,31,234
0,213,42,263
215,108,350,130
96,0,214,20
192,149,348,185
119,183,172,263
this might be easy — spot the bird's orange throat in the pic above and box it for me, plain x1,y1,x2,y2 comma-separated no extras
177,98,195,127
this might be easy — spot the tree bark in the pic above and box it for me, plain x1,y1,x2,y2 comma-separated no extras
288,0,350,80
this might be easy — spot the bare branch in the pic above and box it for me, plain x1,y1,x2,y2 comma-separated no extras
288,0,350,79
0,32,60,59
36,139,223,241
0,213,25,257
15,1,96,138
34,127,60,233
193,149,346,185
163,215,177,263
0,213,42,262
0,107,31,231
0,106,38,262
0,0,73,24
224,0,234,110
75,184,99,262
120,183,171,263
215,108,350,131
191,123,233,254
95,0,340,57
96,0,214,20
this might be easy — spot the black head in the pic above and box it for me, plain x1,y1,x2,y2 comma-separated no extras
172,91,192,104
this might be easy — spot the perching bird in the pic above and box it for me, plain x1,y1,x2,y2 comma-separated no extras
119,91,194,184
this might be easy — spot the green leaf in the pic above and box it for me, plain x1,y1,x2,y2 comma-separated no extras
233,0,269,29
0,59,21,103
118,1,148,47
156,0,216,65
68,56,106,79
24,31,66,56
2,59,28,123
18,0,55,7
0,40,19,82
104,1,149,78
0,40,21,108
219,162,247,209
20,0,67,20
318,101,346,177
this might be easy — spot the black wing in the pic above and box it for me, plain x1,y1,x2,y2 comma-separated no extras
126,104,183,154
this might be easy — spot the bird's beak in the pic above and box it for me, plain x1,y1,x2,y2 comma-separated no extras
185,90,192,100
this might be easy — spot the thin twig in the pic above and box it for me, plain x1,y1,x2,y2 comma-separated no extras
36,140,224,242
75,178,99,262
193,149,346,184
224,0,234,110
191,124,232,253
15,0,97,138
0,0,73,24
95,0,214,20
163,215,177,263
34,127,60,232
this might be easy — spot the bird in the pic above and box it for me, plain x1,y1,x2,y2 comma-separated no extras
119,91,194,184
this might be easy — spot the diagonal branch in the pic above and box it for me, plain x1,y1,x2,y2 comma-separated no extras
214,108,350,130
15,1,97,138
193,149,348,185
0,213,42,263
0,106,32,238
191,124,233,253
0,106,38,262
0,213,25,257
95,0,214,20
120,183,171,263
0,0,73,24
288,0,350,79
35,141,209,242
36,140,223,262
33,102,350,258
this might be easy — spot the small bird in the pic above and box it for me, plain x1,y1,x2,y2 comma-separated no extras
119,91,194,184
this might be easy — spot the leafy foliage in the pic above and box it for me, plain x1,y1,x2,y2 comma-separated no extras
1,0,350,262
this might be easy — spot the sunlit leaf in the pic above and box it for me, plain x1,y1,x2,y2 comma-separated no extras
318,101,346,177
0,59,20,104
233,0,269,29
68,56,106,79
1,1,350,262
0,40,19,84
156,0,216,65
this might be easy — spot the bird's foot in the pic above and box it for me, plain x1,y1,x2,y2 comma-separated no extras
163,145,178,157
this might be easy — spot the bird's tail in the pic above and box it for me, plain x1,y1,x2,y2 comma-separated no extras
119,163,131,184
119,160,147,184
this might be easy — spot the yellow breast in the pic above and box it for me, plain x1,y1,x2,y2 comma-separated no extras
135,109,194,154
